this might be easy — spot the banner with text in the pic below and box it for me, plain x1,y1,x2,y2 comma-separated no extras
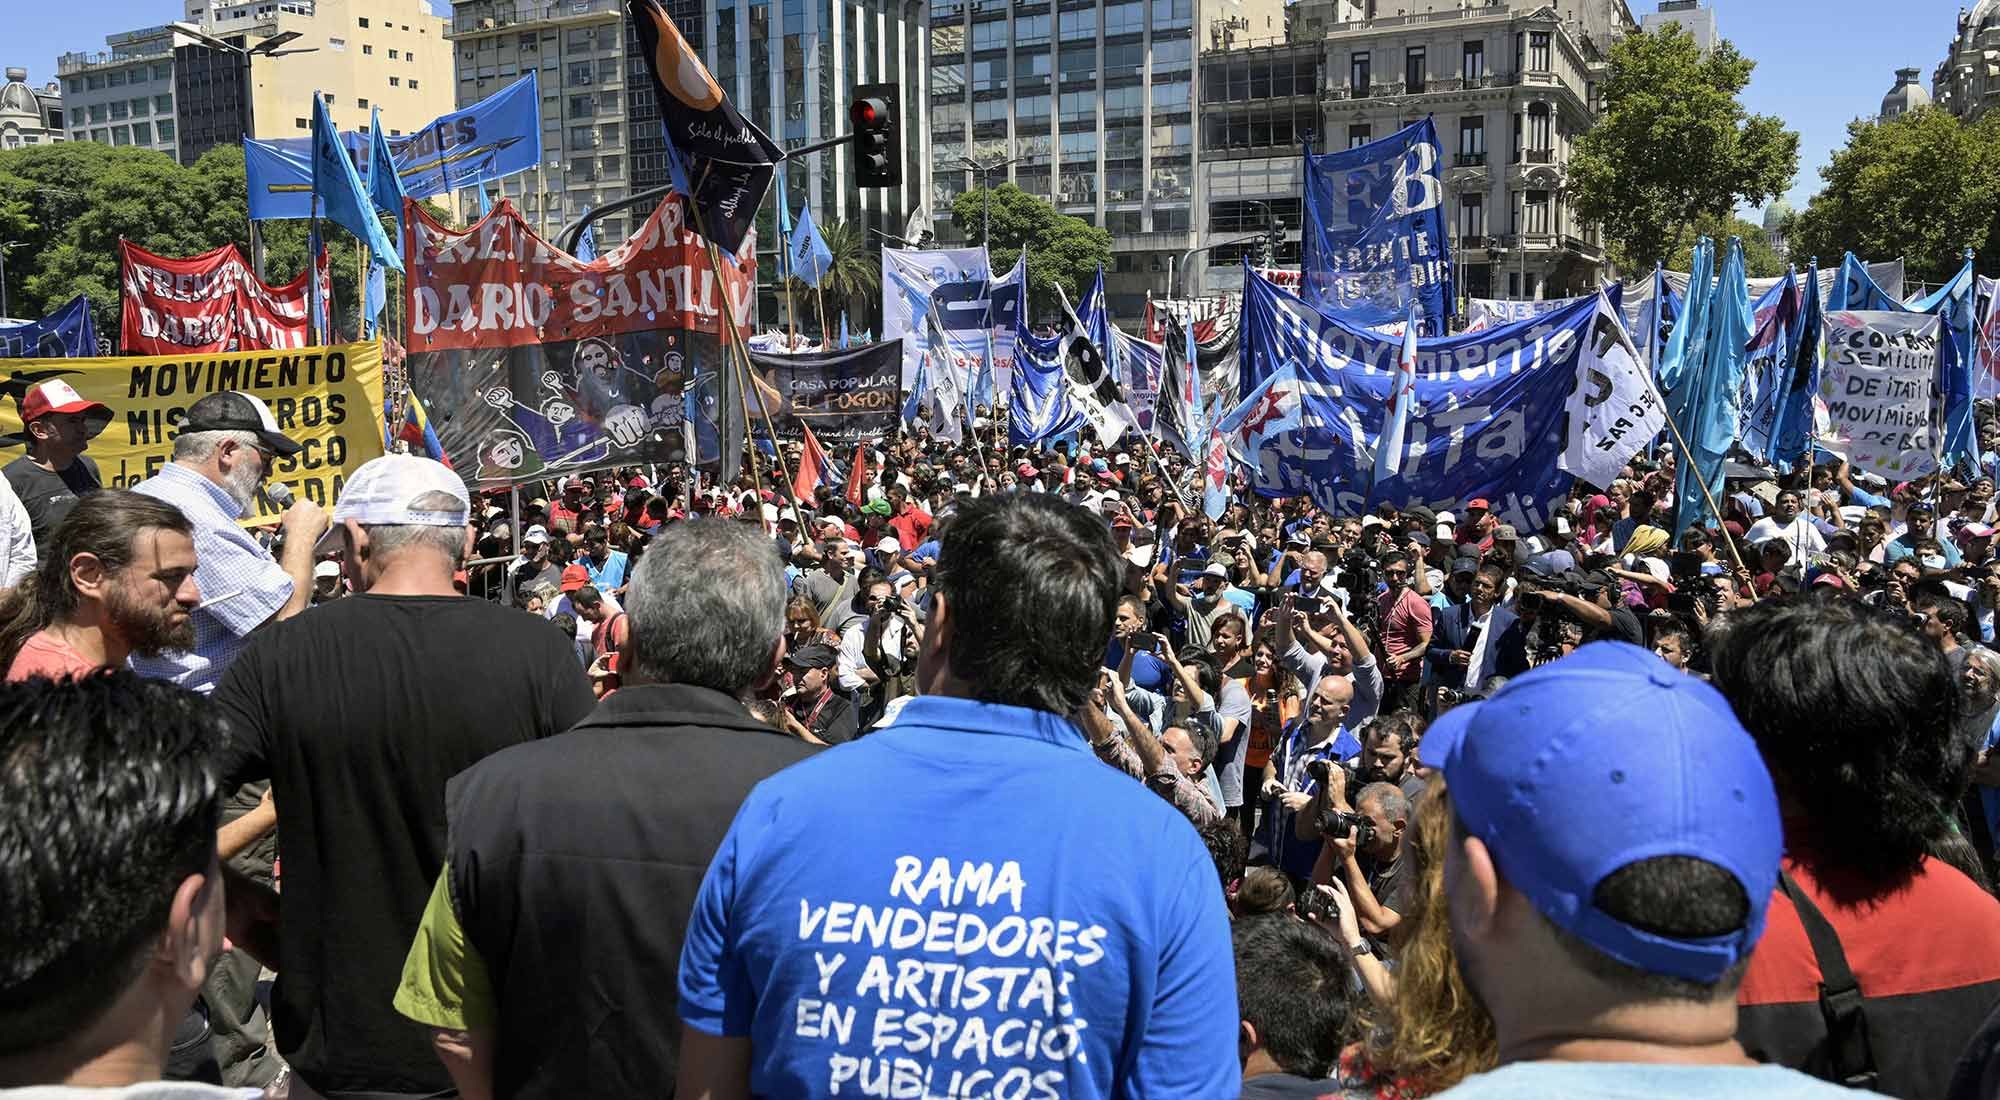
1300,118,1452,335
1819,310,1940,480
0,343,384,525
745,341,901,446
0,294,99,358
882,247,991,391
405,195,749,486
120,240,330,355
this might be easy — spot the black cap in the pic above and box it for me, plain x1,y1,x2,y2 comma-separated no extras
181,391,303,457
1405,505,1437,526
784,642,838,670
1451,556,1480,576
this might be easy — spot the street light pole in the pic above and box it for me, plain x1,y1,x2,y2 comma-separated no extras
170,23,310,279
955,154,1021,248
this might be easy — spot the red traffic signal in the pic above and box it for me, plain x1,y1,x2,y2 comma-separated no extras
850,98,885,128
850,84,900,189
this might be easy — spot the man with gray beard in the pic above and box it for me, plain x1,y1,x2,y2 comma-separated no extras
130,390,328,694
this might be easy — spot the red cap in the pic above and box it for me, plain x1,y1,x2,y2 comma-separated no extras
559,564,591,592
1110,513,1136,529
20,379,112,425
1466,497,1491,511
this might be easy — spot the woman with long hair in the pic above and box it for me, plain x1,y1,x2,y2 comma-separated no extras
1336,776,1498,1099
784,595,840,650
1241,627,1304,835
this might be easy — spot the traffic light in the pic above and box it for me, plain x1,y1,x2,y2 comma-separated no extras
1266,221,1287,267
850,83,901,188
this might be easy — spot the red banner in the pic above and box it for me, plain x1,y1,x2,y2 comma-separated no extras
119,240,327,355
403,193,756,353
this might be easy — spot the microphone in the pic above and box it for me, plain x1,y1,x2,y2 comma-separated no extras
264,483,294,552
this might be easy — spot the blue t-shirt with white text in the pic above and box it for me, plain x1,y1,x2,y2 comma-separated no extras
678,695,1240,1099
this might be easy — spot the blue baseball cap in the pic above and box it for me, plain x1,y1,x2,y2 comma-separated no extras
1418,641,1781,983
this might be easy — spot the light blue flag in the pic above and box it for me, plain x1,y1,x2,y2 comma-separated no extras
789,202,834,288
306,221,329,343
477,185,492,218
575,223,598,262
366,108,407,237
311,95,402,271
1671,238,1751,537
773,166,794,237
1373,300,1419,485
839,313,850,349
1772,262,1825,467
363,259,386,339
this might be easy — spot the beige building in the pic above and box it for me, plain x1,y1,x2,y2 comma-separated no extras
0,68,65,150
1934,0,2000,122
167,0,453,164
1309,0,1634,301
58,27,182,157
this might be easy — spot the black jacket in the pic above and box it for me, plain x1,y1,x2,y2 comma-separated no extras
445,684,820,1099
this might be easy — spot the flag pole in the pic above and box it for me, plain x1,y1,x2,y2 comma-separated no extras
691,199,810,533
815,284,829,348
1638,357,1749,575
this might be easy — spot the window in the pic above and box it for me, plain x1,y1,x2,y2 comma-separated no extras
155,94,171,113
600,122,620,144
1014,51,1050,80
1349,52,1369,95
1405,46,1424,92
1151,0,1192,30
410,79,420,90
1059,43,1095,81
156,119,174,141
358,97,369,108
388,48,399,60
153,62,170,81
970,18,1006,50
1458,115,1484,161
571,125,594,146
389,76,400,87
296,117,309,129
1104,1,1142,35
130,97,149,117
1348,123,1371,148
1463,40,1485,80
85,75,102,91
569,62,592,85
1528,31,1551,72
1015,12,1050,44
1458,193,1484,240
358,16,369,27
363,44,373,54
330,36,346,50
1150,80,1188,110
91,127,108,142
108,69,126,87
322,91,335,103
133,121,152,144
66,79,80,95
87,104,105,123
1528,103,1551,153
109,101,129,120
112,125,130,145
1155,207,1190,232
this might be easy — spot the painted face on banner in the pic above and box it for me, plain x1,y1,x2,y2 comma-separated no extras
484,430,526,470
544,398,576,427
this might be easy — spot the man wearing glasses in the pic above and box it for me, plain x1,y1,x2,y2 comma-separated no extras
1373,550,1432,714
132,390,328,694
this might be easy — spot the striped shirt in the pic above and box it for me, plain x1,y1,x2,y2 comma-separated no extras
131,463,293,694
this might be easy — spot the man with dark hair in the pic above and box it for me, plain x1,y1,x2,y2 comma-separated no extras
3,378,110,550
777,642,857,745
212,456,595,1099
1233,916,1350,1097
1712,597,2000,1098
676,492,1238,1098
1420,642,1855,1099
1913,589,1972,674
0,672,244,1096
1374,550,1431,712
393,519,818,1099
0,490,199,681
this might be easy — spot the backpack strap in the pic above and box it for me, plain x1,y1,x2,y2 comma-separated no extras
1779,869,1879,1090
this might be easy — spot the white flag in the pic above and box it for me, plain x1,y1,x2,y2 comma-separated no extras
1560,292,1667,487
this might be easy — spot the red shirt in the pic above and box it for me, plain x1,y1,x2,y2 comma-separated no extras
6,631,99,682
887,506,933,551
1374,586,1431,684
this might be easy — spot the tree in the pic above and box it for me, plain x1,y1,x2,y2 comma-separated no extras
1663,213,1787,279
1787,107,2000,284
1569,24,1799,276
778,216,878,337
947,184,1112,316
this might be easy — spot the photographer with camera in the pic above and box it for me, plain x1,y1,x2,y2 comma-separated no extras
1306,760,1414,943
835,575,920,726
1541,568,1644,647
1256,672,1359,883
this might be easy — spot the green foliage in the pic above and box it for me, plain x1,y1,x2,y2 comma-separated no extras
1569,24,1799,275
780,216,879,337
947,185,1112,316
0,141,445,345
1664,214,1787,279
1787,107,2000,285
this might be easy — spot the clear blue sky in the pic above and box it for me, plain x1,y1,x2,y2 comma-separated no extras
0,0,1972,217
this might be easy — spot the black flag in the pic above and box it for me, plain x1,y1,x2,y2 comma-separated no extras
627,0,782,255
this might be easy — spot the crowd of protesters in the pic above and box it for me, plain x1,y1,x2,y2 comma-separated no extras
8,375,2000,1098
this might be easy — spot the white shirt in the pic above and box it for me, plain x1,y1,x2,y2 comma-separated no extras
0,472,35,589
1744,514,1826,562
838,614,906,691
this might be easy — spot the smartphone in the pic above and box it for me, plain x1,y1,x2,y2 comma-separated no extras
1294,592,1323,615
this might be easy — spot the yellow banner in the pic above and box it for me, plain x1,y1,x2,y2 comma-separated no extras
1,342,386,526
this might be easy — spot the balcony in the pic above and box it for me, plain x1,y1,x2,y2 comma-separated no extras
1455,152,1487,167
449,0,621,37
1522,148,1555,164
58,43,172,75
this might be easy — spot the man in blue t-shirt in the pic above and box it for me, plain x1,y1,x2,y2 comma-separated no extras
676,492,1239,1099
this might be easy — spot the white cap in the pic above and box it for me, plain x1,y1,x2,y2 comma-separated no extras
1202,561,1229,578
1123,543,1157,568
314,560,341,579
523,525,551,545
1436,510,1456,524
318,455,469,552
761,503,780,523
877,536,902,554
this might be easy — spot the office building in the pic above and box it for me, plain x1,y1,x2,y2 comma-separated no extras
1934,1,2000,122
1239,0,1636,304
1640,0,1713,52
174,0,453,165
926,0,1198,320
58,27,181,157
0,68,65,150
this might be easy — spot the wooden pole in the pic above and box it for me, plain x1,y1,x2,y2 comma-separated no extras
1641,369,1749,575
815,284,829,348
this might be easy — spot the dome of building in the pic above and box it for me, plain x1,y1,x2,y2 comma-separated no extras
1881,67,1932,119
0,69,38,118
1978,0,2000,29
1762,199,1794,232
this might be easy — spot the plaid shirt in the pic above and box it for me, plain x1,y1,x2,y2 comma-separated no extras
131,463,294,694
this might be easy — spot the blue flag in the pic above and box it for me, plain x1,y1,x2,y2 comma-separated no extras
1670,238,1751,537
773,166,794,237
839,313,850,350
306,221,330,343
789,202,834,288
1301,119,1453,335
363,259,386,339
0,295,96,358
312,96,402,271
575,223,598,262
366,108,407,236
246,74,541,219
1772,262,1825,467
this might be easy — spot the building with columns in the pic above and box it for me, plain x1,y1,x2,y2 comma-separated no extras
1934,0,2000,122
0,68,64,150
